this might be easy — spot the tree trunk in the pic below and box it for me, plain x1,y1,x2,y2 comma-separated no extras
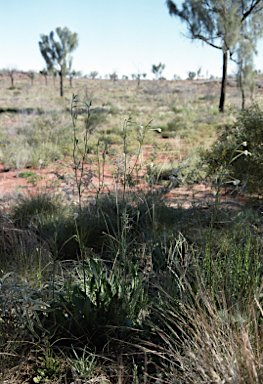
11,76,14,87
60,69,63,97
241,88,245,110
239,56,245,110
219,51,228,113
45,75,47,86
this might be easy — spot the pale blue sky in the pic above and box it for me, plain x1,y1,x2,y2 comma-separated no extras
1,0,263,80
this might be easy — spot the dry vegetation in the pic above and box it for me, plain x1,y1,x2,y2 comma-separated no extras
1,73,263,383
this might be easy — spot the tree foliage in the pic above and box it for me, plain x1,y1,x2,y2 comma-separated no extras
66,56,82,87
166,0,263,112
39,68,48,86
27,71,35,85
187,71,196,80
201,101,263,195
39,27,78,96
236,40,255,109
152,63,165,80
88,71,99,79
235,1,260,109
109,71,118,82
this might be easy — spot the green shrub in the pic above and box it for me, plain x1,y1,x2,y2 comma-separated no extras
201,233,262,306
201,101,263,194
42,256,150,351
17,170,40,185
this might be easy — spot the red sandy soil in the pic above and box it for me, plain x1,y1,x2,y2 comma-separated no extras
0,155,248,212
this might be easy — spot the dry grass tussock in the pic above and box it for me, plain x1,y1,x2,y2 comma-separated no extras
0,211,51,275
152,276,263,384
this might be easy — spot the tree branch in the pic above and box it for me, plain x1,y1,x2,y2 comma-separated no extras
242,0,263,21
192,34,222,50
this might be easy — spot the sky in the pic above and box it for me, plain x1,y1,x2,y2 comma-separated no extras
1,0,263,80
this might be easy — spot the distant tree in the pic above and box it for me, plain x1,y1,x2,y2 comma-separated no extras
142,73,147,79
39,68,48,85
173,74,181,80
109,71,118,82
196,67,202,79
236,40,255,109
5,68,16,87
187,71,196,80
235,3,258,110
39,27,78,96
131,73,142,87
166,0,263,113
88,71,99,79
27,71,35,85
67,56,82,87
52,68,57,85
137,73,141,87
67,56,73,87
152,63,165,80
73,70,82,86
122,75,129,80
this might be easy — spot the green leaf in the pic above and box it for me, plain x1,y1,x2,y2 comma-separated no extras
33,375,42,383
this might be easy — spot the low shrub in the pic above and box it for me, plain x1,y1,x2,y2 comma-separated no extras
201,101,263,195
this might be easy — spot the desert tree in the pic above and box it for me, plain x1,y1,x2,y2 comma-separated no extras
69,69,82,87
39,27,78,96
166,0,263,112
188,71,196,80
122,75,129,80
4,67,17,87
173,74,181,80
52,68,57,85
136,72,147,86
235,2,260,109
196,67,202,78
109,71,118,81
39,68,48,86
131,72,142,87
67,56,74,87
67,56,82,87
236,40,255,109
136,73,141,87
88,71,99,79
27,71,35,85
152,63,165,79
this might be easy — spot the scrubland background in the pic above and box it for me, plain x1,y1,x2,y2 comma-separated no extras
1,73,263,383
